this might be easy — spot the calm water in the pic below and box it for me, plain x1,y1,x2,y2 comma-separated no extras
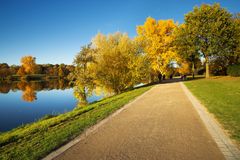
0,80,103,132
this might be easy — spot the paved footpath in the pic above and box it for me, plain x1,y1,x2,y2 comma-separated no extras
54,82,226,160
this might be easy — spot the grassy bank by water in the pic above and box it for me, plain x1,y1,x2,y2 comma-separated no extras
184,76,240,145
0,85,152,160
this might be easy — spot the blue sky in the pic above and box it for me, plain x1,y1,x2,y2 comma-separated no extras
0,0,239,65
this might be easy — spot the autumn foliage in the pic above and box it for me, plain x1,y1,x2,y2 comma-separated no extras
71,3,240,97
2,3,239,98
136,17,179,79
71,33,146,95
16,56,37,76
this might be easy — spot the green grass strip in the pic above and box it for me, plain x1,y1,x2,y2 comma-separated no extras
184,76,240,145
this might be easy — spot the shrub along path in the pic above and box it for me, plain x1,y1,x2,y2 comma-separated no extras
53,82,225,160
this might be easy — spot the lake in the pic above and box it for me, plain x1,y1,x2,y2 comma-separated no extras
0,80,103,132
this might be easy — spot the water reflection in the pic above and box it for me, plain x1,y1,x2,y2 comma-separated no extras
73,85,89,107
72,82,113,107
0,80,71,102
22,86,37,102
0,79,108,132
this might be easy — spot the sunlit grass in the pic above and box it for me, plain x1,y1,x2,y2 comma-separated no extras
184,76,240,145
0,85,152,160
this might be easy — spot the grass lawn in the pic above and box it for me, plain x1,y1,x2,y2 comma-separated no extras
0,85,152,160
184,76,240,145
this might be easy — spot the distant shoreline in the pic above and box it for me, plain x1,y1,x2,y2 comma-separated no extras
0,74,69,82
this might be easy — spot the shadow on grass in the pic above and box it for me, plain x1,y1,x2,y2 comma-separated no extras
151,75,205,84
185,75,205,81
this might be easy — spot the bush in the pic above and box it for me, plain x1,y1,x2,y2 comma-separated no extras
227,64,240,77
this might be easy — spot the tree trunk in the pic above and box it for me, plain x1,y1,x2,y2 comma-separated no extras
158,73,162,83
205,57,210,78
192,63,195,79
150,73,155,83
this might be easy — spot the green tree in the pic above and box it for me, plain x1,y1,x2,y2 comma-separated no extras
183,3,236,78
174,24,201,78
208,13,240,75
232,13,240,64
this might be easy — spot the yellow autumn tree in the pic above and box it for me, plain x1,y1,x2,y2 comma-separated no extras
178,60,191,76
136,17,179,81
19,56,37,75
92,32,144,93
69,44,96,107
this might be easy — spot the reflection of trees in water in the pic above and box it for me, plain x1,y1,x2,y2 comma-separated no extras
0,79,71,102
0,83,11,93
73,83,114,108
73,79,96,107
22,86,37,102
73,85,89,107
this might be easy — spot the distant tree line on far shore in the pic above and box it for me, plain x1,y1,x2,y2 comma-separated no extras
0,79,71,102
0,56,75,81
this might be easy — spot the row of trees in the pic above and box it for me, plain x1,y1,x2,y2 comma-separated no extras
69,33,146,95
71,3,240,97
0,56,75,80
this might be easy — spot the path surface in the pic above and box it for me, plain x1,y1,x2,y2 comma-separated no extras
54,82,225,160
